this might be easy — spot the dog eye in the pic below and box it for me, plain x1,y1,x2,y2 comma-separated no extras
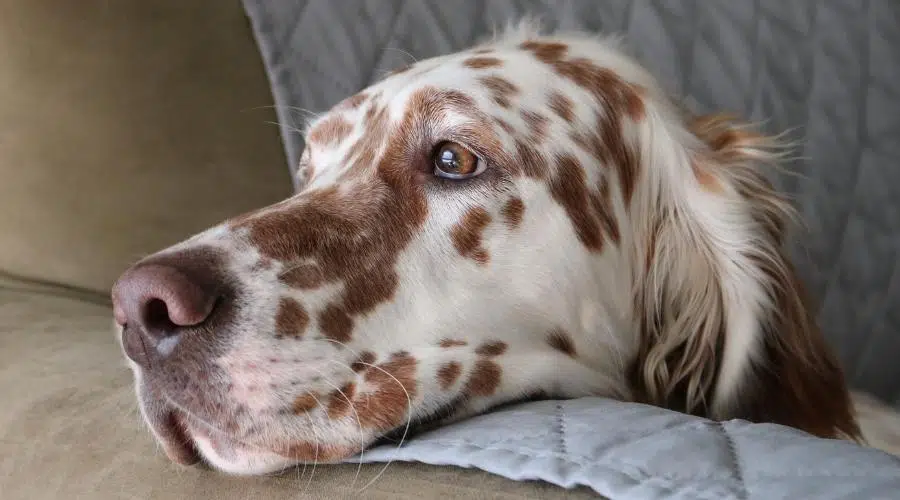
431,141,486,180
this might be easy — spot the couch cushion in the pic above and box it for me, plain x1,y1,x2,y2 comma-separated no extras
0,289,598,499
0,0,292,294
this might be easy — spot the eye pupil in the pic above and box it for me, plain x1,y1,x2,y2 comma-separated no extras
440,149,460,171
432,141,481,179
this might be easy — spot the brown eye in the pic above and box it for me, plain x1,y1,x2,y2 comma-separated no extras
432,141,485,179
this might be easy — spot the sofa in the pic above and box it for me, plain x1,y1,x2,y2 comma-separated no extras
3,1,899,499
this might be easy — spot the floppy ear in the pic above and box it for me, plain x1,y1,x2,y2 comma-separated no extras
628,113,861,440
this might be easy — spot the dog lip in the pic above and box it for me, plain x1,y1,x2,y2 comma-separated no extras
149,409,202,466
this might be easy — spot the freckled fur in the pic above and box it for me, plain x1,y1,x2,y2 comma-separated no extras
463,56,504,69
450,207,492,265
117,20,897,477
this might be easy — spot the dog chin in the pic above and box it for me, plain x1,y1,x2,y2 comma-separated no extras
182,416,365,476
189,430,299,476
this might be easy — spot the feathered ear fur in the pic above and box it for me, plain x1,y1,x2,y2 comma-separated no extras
628,112,861,440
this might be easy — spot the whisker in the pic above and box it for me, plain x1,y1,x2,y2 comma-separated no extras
316,361,368,489
318,338,416,492
383,46,419,65
240,104,323,120
264,120,307,136
277,259,319,277
159,395,270,457
308,423,320,494
351,360,413,493
300,394,325,493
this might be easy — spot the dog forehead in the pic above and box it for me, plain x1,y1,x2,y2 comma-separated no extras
305,41,570,136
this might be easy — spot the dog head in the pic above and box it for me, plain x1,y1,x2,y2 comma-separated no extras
112,23,859,475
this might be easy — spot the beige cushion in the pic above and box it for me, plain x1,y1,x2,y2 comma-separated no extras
0,0,292,294
0,290,599,499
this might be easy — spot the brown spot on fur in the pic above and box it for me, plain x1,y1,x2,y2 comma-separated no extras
590,182,621,244
548,91,575,122
437,361,462,390
292,392,320,414
625,86,645,121
357,351,418,430
307,116,353,146
363,102,386,127
318,305,353,343
689,114,765,159
688,113,775,193
570,109,640,207
520,40,568,63
691,158,722,192
439,339,468,348
475,341,508,357
335,92,368,111
521,53,644,206
342,266,398,316
515,139,548,179
546,56,645,121
279,263,325,289
547,329,577,357
549,155,608,251
463,56,503,69
350,351,377,372
479,75,519,108
275,298,309,338
521,110,549,142
462,360,502,397
495,117,515,135
327,382,356,419
450,207,492,265
239,88,442,344
501,197,525,228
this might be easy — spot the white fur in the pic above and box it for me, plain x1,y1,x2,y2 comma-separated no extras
121,21,900,474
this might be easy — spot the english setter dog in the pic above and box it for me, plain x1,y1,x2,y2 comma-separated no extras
112,23,900,475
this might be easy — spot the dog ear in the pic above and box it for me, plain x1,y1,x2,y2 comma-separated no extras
628,113,860,440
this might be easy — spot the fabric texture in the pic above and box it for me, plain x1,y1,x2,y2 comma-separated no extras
356,398,900,499
0,0,291,294
241,0,900,407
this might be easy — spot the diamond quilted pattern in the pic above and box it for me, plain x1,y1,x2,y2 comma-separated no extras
242,0,900,406
351,398,900,498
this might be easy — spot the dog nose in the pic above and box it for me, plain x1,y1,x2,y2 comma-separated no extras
113,253,223,367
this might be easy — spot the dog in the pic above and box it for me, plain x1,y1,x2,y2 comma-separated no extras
112,23,900,475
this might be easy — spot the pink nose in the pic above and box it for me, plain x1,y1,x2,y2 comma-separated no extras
112,256,221,367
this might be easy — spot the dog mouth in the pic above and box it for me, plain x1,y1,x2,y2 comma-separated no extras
143,406,203,466
143,387,551,471
145,404,297,472
138,384,267,469
140,391,380,473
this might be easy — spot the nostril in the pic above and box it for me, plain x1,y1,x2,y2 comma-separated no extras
112,261,222,343
113,247,231,369
144,297,179,335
